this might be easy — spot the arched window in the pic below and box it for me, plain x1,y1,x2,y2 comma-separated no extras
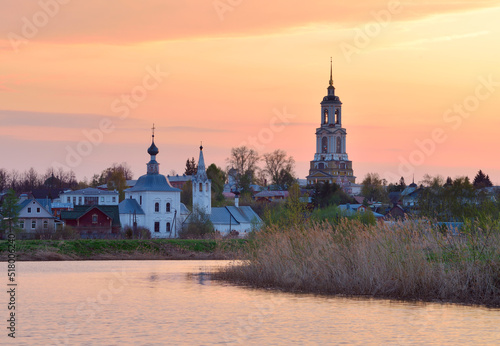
166,203,171,212
324,109,329,124
335,109,339,124
336,137,342,153
43,220,48,229
199,183,202,192
318,163,324,169
321,137,328,153
154,202,159,212
166,222,171,232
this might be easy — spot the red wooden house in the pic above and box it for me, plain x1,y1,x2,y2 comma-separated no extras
60,205,121,238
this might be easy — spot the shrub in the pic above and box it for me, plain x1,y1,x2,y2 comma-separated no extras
53,226,80,240
179,207,214,239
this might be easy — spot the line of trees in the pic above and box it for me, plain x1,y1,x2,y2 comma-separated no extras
0,163,133,201
180,146,297,200
417,174,499,221
0,167,78,192
225,146,296,195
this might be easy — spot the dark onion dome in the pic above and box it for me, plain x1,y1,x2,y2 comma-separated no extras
148,140,159,156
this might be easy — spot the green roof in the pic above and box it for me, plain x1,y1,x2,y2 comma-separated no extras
60,205,121,227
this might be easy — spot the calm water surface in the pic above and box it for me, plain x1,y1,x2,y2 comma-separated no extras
3,260,500,345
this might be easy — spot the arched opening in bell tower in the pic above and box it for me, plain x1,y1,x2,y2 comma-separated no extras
321,137,328,153
324,109,328,124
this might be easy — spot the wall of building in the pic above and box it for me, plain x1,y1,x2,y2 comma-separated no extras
124,191,182,238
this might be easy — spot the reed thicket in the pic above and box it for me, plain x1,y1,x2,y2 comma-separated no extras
216,218,500,306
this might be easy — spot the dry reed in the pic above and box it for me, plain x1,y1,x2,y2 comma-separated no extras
215,219,500,307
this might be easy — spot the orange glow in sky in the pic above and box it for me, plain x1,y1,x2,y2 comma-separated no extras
1,0,500,184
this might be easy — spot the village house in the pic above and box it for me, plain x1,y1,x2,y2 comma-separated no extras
254,190,289,203
191,145,263,236
59,187,119,206
16,196,58,239
60,205,121,239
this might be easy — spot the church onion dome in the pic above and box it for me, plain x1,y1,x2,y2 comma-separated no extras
148,140,159,156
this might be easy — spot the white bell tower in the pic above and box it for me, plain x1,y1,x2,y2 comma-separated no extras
306,58,355,185
192,145,211,215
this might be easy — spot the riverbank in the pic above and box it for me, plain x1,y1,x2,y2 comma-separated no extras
0,239,246,261
213,219,500,308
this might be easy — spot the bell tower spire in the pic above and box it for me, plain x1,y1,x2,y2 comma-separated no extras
329,57,333,87
327,57,335,96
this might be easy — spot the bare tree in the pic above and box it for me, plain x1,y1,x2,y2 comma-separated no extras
9,170,20,191
262,149,296,189
226,146,260,193
55,167,69,188
0,168,8,191
22,167,41,191
227,146,259,177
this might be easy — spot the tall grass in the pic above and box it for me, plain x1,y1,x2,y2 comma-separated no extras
215,219,500,307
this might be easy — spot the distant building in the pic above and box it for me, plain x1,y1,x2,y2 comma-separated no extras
50,202,74,218
59,187,119,206
192,145,211,215
254,190,289,202
402,188,422,208
191,146,263,237
97,180,137,191
30,188,67,201
16,197,58,238
209,205,261,237
307,59,356,186
61,205,121,238
119,130,185,238
118,129,262,238
338,203,385,222
167,175,192,190
384,205,407,221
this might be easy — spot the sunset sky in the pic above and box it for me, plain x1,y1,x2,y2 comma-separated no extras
1,0,499,185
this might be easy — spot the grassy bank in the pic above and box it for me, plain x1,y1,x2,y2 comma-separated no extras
0,239,247,261
214,219,500,307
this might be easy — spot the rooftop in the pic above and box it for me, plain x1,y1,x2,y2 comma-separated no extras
61,187,119,195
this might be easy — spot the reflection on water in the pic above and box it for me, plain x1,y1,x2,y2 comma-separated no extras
5,260,500,345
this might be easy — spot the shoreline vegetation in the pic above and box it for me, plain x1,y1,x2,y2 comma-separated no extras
213,218,500,308
0,239,246,261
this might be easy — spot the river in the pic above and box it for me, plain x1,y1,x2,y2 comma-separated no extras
3,260,499,345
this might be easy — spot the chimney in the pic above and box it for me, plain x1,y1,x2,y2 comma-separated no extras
233,190,240,208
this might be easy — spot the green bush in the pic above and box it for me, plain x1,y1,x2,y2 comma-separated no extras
179,207,214,239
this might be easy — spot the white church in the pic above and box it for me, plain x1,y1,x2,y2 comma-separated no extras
119,129,262,238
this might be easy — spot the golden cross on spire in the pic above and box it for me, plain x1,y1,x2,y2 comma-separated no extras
152,123,155,137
